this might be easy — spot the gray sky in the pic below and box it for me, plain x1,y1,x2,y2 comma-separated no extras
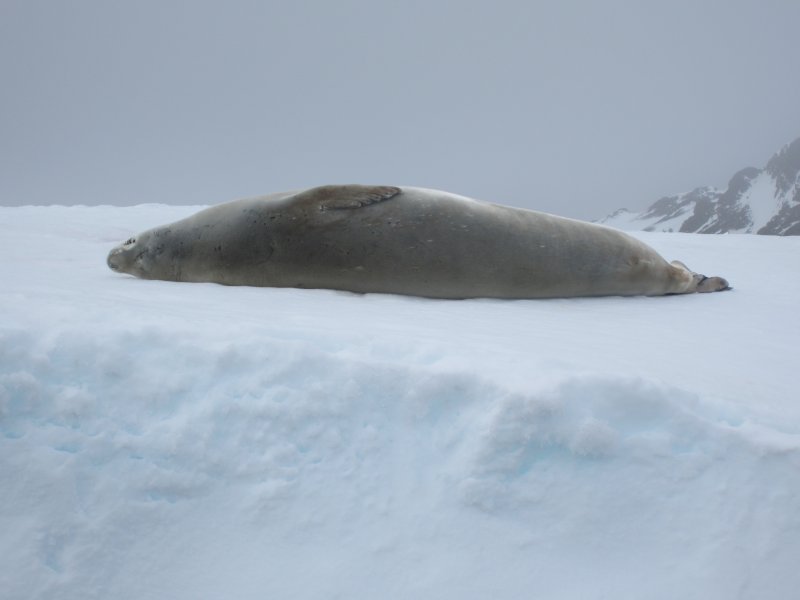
2,0,799,219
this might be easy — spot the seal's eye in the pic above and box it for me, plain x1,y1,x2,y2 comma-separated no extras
125,237,136,245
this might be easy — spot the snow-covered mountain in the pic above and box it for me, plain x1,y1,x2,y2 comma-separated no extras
600,137,800,235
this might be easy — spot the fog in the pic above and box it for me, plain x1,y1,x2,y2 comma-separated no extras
2,0,799,219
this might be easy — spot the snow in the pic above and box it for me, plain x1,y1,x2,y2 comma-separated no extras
642,206,694,233
597,204,699,232
2,204,800,600
596,208,641,230
742,171,781,232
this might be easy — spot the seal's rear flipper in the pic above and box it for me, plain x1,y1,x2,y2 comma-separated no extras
295,184,402,211
670,260,731,293
696,275,732,293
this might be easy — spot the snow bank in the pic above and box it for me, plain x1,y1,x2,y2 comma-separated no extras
2,205,799,599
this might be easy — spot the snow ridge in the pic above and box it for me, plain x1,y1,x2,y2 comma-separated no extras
3,326,800,599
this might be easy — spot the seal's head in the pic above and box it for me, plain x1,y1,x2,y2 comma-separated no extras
107,236,141,275
107,228,180,280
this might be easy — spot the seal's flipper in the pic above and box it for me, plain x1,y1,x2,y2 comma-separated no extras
670,260,690,271
670,260,731,293
294,185,401,211
696,275,732,293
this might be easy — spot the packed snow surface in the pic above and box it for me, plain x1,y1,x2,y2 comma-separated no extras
2,205,799,600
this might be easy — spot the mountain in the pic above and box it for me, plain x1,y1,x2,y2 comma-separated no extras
600,137,800,235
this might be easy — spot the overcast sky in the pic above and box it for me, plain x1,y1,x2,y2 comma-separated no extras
2,0,799,219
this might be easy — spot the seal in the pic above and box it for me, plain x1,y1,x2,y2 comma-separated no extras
106,185,731,298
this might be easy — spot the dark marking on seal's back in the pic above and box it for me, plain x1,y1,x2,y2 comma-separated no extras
292,184,402,211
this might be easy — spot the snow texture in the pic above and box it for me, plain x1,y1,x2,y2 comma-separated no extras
2,205,799,599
